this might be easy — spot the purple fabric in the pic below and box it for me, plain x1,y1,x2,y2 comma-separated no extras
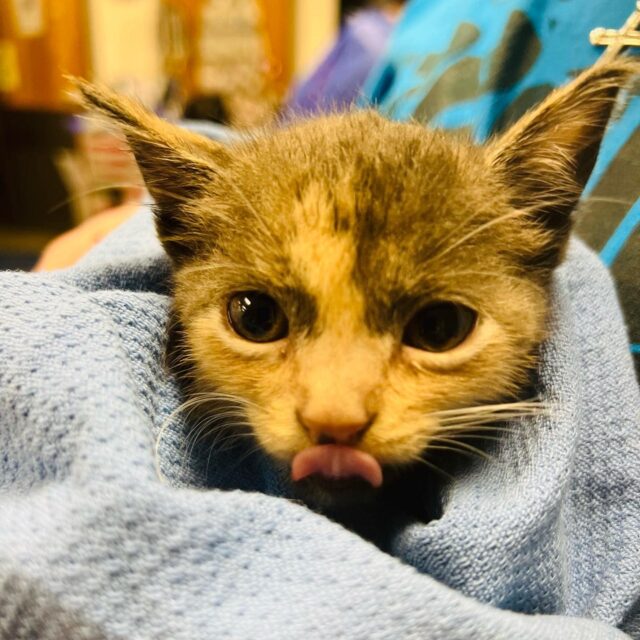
285,9,394,116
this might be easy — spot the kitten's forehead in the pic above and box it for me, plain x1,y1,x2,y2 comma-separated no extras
233,113,488,249
252,111,476,200
210,112,512,334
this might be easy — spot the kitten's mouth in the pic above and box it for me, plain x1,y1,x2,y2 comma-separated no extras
291,445,383,488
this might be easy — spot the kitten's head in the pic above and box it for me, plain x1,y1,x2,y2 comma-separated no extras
78,60,637,505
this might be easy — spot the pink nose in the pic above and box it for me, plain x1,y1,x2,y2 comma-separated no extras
297,409,375,445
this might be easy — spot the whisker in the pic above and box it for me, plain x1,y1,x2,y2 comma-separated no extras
211,437,265,481
154,394,218,480
436,418,528,431
144,180,192,205
185,411,251,460
154,389,255,482
426,443,493,458
177,409,225,470
424,209,486,259
204,426,248,470
172,389,258,412
436,412,534,422
428,400,547,418
219,174,284,247
436,433,505,441
45,182,144,216
179,261,246,277
435,270,548,296
428,401,546,445
428,209,525,263
436,421,530,433
429,436,494,461
450,416,529,424
409,454,454,481
184,416,221,461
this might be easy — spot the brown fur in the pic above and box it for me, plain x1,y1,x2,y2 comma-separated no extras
76,60,639,481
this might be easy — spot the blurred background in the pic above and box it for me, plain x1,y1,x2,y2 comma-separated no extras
0,0,401,269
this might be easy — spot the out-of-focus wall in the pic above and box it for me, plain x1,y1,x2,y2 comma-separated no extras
292,0,339,78
86,0,164,106
0,0,89,110
259,0,293,95
0,0,341,113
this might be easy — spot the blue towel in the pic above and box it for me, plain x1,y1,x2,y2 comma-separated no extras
1,208,639,639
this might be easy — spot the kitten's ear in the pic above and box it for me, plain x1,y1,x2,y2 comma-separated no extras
75,79,231,264
487,59,640,268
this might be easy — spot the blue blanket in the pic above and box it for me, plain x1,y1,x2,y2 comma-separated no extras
1,209,639,639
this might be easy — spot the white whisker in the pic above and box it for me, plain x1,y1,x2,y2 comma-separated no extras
154,389,254,482
413,399,549,468
430,436,494,461
428,400,547,421
429,209,525,263
409,454,453,480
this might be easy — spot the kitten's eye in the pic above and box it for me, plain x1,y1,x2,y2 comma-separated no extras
403,302,476,352
227,292,288,342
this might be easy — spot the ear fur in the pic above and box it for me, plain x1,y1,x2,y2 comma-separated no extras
75,79,231,264
487,58,640,268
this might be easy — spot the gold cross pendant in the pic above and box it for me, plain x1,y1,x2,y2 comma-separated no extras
590,2,640,62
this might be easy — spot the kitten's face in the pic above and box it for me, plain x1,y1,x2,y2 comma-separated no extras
171,115,547,474
78,60,637,502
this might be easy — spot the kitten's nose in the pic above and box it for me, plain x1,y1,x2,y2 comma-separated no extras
297,408,375,445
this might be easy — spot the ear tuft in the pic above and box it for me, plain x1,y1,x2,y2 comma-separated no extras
487,58,640,268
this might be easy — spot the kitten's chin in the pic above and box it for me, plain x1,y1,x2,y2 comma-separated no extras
292,475,381,510
289,445,384,509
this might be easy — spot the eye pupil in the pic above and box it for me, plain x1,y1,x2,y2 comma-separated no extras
403,302,476,352
228,292,288,342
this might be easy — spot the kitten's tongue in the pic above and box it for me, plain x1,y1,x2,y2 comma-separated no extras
291,445,383,487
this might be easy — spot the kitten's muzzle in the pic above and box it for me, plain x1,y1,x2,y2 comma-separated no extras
292,409,382,489
296,409,375,446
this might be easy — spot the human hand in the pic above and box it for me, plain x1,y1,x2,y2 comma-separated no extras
33,202,140,272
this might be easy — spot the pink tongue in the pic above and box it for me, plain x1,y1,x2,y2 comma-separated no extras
291,445,383,488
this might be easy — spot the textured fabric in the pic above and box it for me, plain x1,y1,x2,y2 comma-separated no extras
0,574,112,640
0,210,639,639
364,0,640,376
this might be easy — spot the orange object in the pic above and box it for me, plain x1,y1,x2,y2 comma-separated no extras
257,0,294,97
0,0,90,111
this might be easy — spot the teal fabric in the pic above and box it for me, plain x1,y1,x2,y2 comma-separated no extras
364,0,640,376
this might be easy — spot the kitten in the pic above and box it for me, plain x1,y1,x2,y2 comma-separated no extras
77,60,638,511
